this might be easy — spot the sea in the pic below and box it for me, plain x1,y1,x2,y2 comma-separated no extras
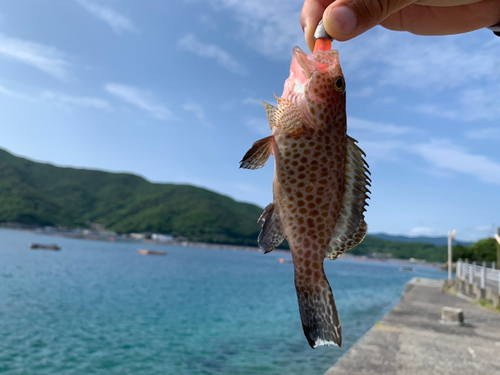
0,228,446,375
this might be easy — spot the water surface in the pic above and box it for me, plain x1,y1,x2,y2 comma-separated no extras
0,229,445,374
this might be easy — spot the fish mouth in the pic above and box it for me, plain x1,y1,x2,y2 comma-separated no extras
283,46,339,102
290,47,315,86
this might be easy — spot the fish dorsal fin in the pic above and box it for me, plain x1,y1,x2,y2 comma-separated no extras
239,136,274,170
257,203,285,253
273,94,306,135
262,101,275,130
327,136,371,260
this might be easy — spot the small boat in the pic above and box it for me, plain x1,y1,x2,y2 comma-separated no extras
138,249,167,256
278,258,293,264
400,266,415,272
29,243,61,251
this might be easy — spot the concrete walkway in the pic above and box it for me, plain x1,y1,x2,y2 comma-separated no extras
325,278,500,375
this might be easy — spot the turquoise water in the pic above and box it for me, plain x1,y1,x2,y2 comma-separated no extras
0,228,445,374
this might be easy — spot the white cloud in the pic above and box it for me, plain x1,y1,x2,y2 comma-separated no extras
466,128,500,141
0,84,32,100
190,0,304,60
76,0,137,34
456,88,500,121
198,14,217,29
415,87,500,122
246,117,270,136
104,83,175,120
0,84,110,111
178,34,248,76
242,97,263,106
351,87,374,98
410,227,437,236
411,140,500,185
340,31,499,92
183,103,211,127
0,33,71,81
356,140,405,163
378,96,396,104
348,117,417,136
475,225,493,232
414,104,458,120
195,0,500,98
41,91,112,111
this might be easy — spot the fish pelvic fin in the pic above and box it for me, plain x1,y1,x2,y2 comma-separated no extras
239,136,274,170
257,203,285,253
327,136,370,260
295,266,341,348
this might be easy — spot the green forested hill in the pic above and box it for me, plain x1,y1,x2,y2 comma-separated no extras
0,148,494,262
0,148,262,245
349,236,448,263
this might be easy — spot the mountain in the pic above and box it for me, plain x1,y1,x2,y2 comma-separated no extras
0,148,485,262
370,233,473,247
0,148,262,245
346,235,448,263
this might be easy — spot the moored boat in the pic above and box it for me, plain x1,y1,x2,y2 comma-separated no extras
29,243,61,251
138,249,166,256
400,266,415,272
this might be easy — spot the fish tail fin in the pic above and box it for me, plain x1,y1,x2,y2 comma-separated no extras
295,267,341,349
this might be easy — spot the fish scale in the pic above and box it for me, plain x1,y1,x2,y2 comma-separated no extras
240,36,370,349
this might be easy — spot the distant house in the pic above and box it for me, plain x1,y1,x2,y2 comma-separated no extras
152,233,174,242
130,233,147,240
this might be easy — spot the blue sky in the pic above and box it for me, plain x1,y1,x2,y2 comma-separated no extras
0,0,499,242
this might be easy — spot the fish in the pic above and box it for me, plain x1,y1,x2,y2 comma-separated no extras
239,38,370,348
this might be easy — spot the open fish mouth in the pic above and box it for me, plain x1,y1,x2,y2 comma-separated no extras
290,47,315,87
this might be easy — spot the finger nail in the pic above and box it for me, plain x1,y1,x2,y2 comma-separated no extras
325,6,357,35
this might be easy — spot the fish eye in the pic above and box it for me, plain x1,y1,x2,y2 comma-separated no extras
334,77,345,92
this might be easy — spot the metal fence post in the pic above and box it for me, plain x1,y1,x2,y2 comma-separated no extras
469,262,473,285
481,262,486,290
456,261,461,279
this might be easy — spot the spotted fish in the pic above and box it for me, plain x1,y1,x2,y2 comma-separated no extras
240,38,370,348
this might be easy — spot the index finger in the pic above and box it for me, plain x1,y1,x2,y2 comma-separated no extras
301,0,334,52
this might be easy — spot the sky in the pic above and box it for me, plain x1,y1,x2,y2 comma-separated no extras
0,0,499,242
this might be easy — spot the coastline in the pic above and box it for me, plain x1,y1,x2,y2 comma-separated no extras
324,277,500,375
0,226,442,269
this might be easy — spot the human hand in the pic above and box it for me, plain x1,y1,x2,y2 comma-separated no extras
301,0,500,50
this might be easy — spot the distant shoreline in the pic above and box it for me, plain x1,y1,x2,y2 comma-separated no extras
0,226,443,270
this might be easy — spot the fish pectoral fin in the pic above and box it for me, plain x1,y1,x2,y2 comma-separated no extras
239,136,274,170
257,203,285,254
327,136,370,260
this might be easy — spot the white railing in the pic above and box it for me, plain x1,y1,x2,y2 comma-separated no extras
456,260,500,292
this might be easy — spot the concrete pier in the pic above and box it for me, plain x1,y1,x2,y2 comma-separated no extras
324,278,500,375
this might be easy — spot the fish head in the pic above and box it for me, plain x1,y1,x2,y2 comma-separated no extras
282,46,345,130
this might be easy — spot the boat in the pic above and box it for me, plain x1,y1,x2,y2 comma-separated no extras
400,266,415,272
29,243,61,251
278,258,293,264
138,249,167,256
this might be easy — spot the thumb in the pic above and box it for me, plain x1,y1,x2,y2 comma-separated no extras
323,0,418,41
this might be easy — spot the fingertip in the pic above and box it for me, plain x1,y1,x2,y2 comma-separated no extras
300,0,328,51
304,25,316,52
323,4,359,41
